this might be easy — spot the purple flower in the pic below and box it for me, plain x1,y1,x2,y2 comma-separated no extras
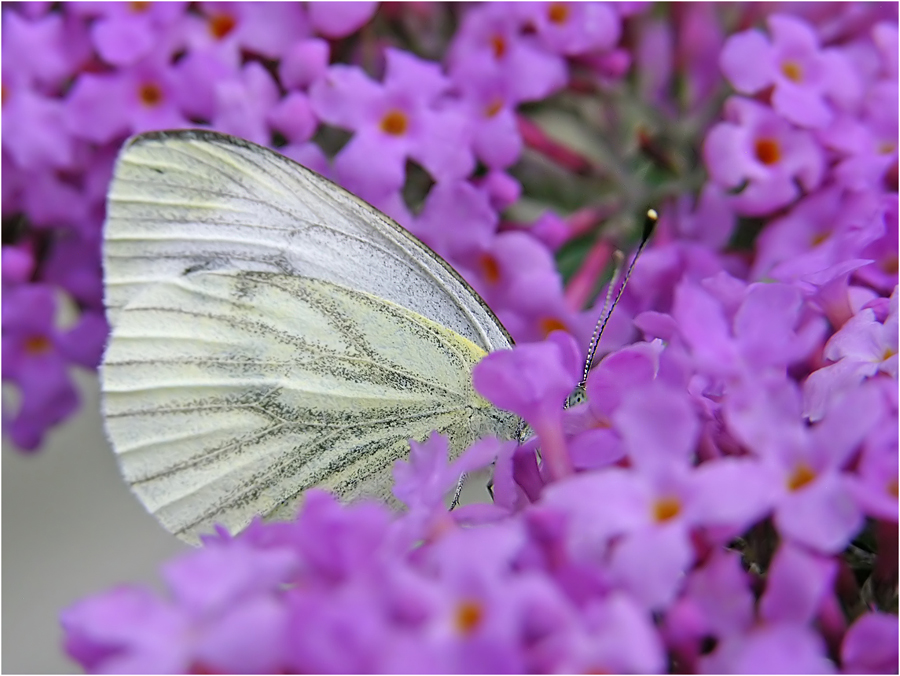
391,432,507,540
517,2,621,56
826,82,898,191
2,9,90,89
842,612,899,674
450,72,522,170
65,53,191,143
310,48,474,201
546,381,772,610
1,244,35,284
406,179,497,263
758,541,837,624
2,71,75,170
751,186,886,284
279,38,330,91
183,3,311,66
847,415,898,522
856,196,898,293
457,231,580,344
61,586,191,674
671,279,824,379
474,332,581,481
62,538,297,674
88,2,186,67
212,61,280,146
803,289,898,420
720,14,861,128
306,2,378,39
704,96,825,215
663,550,754,650
448,3,567,104
568,340,666,470
2,284,88,450
536,593,665,674
726,377,882,553
700,623,835,674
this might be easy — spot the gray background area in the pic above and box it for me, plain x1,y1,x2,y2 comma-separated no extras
3,368,492,673
3,370,186,674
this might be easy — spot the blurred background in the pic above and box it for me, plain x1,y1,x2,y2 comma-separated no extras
3,371,185,673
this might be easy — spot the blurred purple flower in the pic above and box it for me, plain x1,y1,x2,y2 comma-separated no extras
2,284,105,450
183,2,311,66
279,38,330,91
65,53,191,143
803,290,898,420
720,14,861,128
88,2,186,67
448,3,567,104
517,2,621,56
700,623,835,674
213,61,280,146
842,612,899,674
2,72,75,169
758,541,837,624
726,377,882,552
406,179,497,263
2,9,90,88
751,186,886,284
307,2,377,39
704,96,825,215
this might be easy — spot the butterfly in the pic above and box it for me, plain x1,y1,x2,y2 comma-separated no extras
102,130,655,544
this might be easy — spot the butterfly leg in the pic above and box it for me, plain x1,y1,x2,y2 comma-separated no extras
449,472,468,510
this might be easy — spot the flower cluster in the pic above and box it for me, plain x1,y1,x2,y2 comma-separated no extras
2,1,896,672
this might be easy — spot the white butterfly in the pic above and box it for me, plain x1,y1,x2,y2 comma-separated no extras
102,131,519,544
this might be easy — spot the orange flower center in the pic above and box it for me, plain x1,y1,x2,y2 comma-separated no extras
780,60,803,83
810,231,830,247
139,82,163,107
888,477,898,499
454,600,484,634
25,335,52,355
479,253,501,284
755,138,781,165
209,13,236,40
548,3,570,24
540,317,568,337
787,462,817,491
653,496,682,522
881,256,898,275
380,109,408,136
485,98,504,118
490,34,506,59
129,1,150,12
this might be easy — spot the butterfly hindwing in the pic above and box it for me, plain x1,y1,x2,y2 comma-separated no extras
103,270,518,543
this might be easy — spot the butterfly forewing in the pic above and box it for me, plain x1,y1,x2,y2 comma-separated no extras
104,130,512,353
103,271,518,543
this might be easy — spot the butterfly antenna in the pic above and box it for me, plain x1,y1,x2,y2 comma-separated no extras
581,250,624,385
579,208,658,386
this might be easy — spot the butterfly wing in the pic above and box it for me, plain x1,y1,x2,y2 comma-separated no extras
103,271,518,544
102,131,517,543
104,130,512,353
